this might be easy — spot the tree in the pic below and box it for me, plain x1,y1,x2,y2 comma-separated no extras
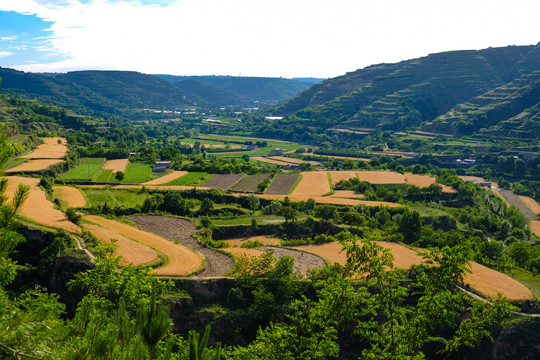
342,211,365,229
115,171,125,182
276,206,298,223
198,198,214,216
247,194,260,214
313,205,339,224
398,209,422,244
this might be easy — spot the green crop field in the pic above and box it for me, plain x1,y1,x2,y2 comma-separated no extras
122,163,152,183
82,188,147,208
166,172,208,185
59,158,105,181
94,169,113,183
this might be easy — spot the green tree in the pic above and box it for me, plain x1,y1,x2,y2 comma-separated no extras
313,205,339,224
276,206,298,223
247,193,260,214
398,209,422,244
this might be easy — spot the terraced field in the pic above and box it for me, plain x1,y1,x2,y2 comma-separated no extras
265,173,300,195
229,174,271,192
203,174,244,189
53,186,87,208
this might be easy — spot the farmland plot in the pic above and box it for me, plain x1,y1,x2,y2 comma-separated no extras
20,137,67,159
292,172,331,196
143,171,188,185
122,163,152,183
356,171,406,184
518,195,540,215
102,159,129,173
251,157,290,166
82,215,203,276
229,174,271,192
5,159,63,173
265,173,300,195
3,176,81,234
203,174,244,189
59,158,105,181
53,186,87,208
329,171,357,185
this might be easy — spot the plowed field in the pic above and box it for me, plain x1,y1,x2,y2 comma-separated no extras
102,159,129,173
251,157,290,165
143,171,188,185
265,173,300,195
203,174,244,189
221,247,266,259
259,246,327,276
53,186,87,207
5,159,64,172
292,172,330,196
3,176,81,234
224,235,281,247
20,137,67,159
83,223,158,266
82,215,202,276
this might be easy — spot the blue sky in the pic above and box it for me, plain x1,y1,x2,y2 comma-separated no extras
1,0,540,78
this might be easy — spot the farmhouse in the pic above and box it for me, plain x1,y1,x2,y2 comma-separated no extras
155,160,171,168
267,148,288,156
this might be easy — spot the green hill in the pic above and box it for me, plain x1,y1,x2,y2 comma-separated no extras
273,44,540,136
174,79,252,107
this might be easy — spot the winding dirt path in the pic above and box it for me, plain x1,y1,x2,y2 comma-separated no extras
127,215,234,278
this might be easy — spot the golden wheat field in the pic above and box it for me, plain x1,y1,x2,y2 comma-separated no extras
3,176,81,234
83,223,158,266
20,137,67,159
53,186,87,208
102,159,129,173
224,235,281,247
518,195,540,215
529,221,540,237
5,159,64,173
292,172,331,196
142,171,188,185
356,171,406,184
82,214,203,276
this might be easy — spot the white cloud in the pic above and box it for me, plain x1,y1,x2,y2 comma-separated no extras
0,51,14,57
2,0,540,77
1,36,18,40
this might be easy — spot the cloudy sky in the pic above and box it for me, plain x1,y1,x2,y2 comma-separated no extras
0,0,539,78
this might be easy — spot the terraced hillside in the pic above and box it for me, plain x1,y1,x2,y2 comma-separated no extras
273,44,540,134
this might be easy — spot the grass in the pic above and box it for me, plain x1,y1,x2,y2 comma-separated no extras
94,169,113,183
211,214,308,226
505,267,540,299
122,163,152,183
59,158,105,181
82,188,147,208
166,172,207,186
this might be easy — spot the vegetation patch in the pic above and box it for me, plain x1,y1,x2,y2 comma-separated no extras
59,157,105,181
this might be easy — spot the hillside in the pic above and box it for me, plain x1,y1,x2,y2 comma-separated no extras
174,79,252,107
156,74,320,103
274,44,540,136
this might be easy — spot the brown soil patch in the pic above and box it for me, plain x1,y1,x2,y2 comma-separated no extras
20,137,67,159
225,235,281,247
294,242,347,265
82,215,202,276
530,221,540,237
53,186,86,208
404,174,436,187
357,171,406,184
464,262,533,301
292,172,331,196
329,171,357,185
102,159,129,173
518,196,540,215
143,171,188,185
259,246,327,276
268,156,321,166
127,215,233,278
3,176,81,234
6,159,63,172
203,174,245,189
83,223,158,266
265,173,300,195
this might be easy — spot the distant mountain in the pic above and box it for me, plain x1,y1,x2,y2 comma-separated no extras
174,79,252,107
155,75,322,103
0,68,202,117
273,44,540,137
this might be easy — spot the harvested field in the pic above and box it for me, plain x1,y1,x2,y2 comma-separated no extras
143,171,188,185
230,174,271,193
5,159,63,172
518,196,540,215
251,157,290,166
329,171,357,185
265,173,300,195
20,137,67,159
404,174,436,187
292,172,331,196
259,246,326,276
530,221,540,237
102,159,129,173
82,215,202,276
83,223,158,266
294,242,346,266
53,186,86,207
464,262,533,300
224,235,281,247
3,176,81,234
202,174,244,189
268,156,305,164
127,215,233,277
356,171,406,184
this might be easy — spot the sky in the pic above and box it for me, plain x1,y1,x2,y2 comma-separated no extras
0,0,539,78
